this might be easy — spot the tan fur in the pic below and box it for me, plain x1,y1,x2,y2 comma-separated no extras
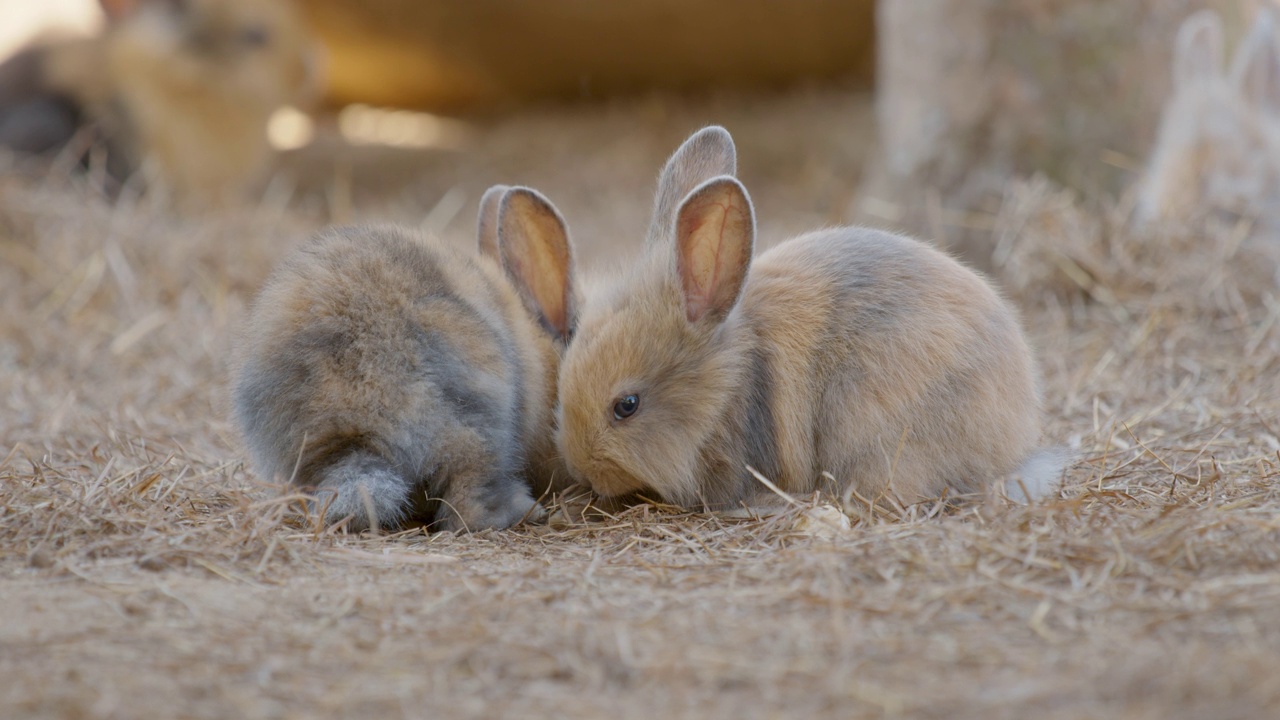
233,187,576,532
557,127,1046,510
1136,6,1280,231
7,0,316,205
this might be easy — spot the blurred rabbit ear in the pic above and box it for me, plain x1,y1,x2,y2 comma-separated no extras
1174,10,1225,87
1232,5,1280,117
649,126,737,244
673,176,755,325
498,187,577,341
476,184,509,262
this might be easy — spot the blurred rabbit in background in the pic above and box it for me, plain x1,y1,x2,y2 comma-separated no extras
1136,4,1280,233
0,0,320,206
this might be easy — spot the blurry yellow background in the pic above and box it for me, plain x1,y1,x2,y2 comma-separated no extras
0,0,876,112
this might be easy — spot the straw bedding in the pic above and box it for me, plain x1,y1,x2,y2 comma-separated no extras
1,90,1278,719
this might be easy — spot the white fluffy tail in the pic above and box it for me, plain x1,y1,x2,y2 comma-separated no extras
1002,447,1072,503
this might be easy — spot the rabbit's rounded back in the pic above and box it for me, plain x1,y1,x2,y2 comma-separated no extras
1137,7,1280,228
557,127,1043,509
234,189,576,531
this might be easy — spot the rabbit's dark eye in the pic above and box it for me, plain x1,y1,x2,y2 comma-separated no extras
612,394,640,421
239,26,271,48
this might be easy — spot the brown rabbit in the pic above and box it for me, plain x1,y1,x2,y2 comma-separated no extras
556,127,1055,511
233,186,577,532
0,0,317,203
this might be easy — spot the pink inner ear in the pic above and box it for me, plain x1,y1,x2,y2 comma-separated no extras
499,191,574,338
676,190,750,324
679,200,730,322
514,249,568,335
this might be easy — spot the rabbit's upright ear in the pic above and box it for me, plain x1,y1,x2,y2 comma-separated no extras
1232,5,1280,118
673,176,754,325
498,187,576,342
476,185,509,262
650,126,737,243
1174,10,1225,87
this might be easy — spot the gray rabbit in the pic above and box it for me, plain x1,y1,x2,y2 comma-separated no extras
233,186,578,532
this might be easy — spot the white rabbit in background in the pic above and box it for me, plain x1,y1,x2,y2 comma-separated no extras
1136,5,1280,234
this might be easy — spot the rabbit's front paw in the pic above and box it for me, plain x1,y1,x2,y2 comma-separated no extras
435,478,542,533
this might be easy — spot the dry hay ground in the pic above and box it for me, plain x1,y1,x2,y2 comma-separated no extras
1,90,1279,719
